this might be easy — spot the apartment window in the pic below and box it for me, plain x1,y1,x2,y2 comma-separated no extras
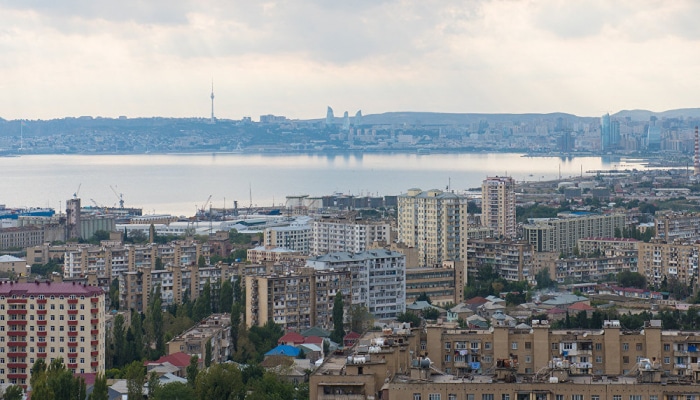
571,396,583,400
562,343,573,350
635,343,642,351
502,395,510,400
525,356,531,364
613,396,621,400
664,344,671,351
484,342,492,350
421,341,427,350
622,343,629,351
482,395,494,400
649,396,658,400
449,395,457,400
413,394,421,400
595,343,602,351
524,342,531,349
445,342,451,350
556,396,564,400
552,343,559,350
444,355,451,362
629,396,642,400
623,356,629,364
591,396,599,400
50,305,55,310
663,357,671,364
429,395,441,400
467,395,475,400
511,342,518,350
595,356,602,363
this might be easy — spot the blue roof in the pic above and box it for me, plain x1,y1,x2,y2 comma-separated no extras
265,344,301,357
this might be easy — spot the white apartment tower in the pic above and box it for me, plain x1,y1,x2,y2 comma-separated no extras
311,218,390,256
481,176,517,239
397,188,467,267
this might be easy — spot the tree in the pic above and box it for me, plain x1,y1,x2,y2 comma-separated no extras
125,361,146,400
153,382,196,400
220,279,233,314
349,304,374,334
186,356,199,388
198,255,206,268
127,310,144,362
422,307,440,320
416,292,432,304
330,292,345,344
146,285,165,358
112,314,127,367
109,278,120,310
230,303,242,353
616,271,646,289
204,339,212,368
396,311,421,328
195,364,244,400
147,371,161,400
193,279,212,322
88,374,109,400
535,269,555,289
30,358,86,400
3,385,23,400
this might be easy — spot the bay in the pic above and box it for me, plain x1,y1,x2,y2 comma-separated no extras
0,153,645,217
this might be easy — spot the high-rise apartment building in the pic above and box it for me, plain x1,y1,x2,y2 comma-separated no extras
523,212,626,254
481,176,517,239
0,281,106,388
397,188,467,267
307,250,406,319
638,241,699,289
311,218,391,256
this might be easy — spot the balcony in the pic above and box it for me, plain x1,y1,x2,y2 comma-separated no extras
91,329,99,335
318,395,365,400
91,361,99,367
68,320,78,326
91,319,99,325
36,310,47,315
7,310,27,315
91,308,99,314
67,310,79,315
68,331,78,337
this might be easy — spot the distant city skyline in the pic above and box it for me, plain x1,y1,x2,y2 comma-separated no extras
1,1,699,120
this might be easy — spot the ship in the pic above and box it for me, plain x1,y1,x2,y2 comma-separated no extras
0,205,56,220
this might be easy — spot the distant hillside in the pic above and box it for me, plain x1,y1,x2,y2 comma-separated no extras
357,111,596,125
613,108,700,121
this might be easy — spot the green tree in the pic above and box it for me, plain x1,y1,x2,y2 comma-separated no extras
125,361,146,400
112,314,127,367
422,307,440,320
109,278,120,310
330,292,345,344
3,385,23,400
219,279,233,314
205,339,212,368
348,304,374,334
230,303,242,353
616,271,646,289
195,364,244,400
147,371,161,400
146,285,165,358
128,310,144,362
245,372,295,400
30,358,86,400
416,292,432,304
535,269,555,289
153,382,196,400
198,255,206,268
88,373,109,400
396,311,421,328
193,279,212,322
154,257,164,270
186,356,199,388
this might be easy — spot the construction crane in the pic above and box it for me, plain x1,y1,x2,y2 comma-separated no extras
90,198,104,208
110,185,124,208
199,195,213,216
73,183,81,199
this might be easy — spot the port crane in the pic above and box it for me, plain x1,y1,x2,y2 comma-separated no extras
110,185,124,208
199,195,213,217
73,183,81,199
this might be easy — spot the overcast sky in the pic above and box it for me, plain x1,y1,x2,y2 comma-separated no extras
1,0,699,121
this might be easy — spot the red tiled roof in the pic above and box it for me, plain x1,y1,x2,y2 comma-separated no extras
149,352,193,367
568,302,594,311
547,307,566,314
303,336,323,345
344,332,361,340
465,296,488,305
0,281,103,297
278,331,305,345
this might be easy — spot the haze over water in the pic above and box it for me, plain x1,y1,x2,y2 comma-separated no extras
1,153,645,217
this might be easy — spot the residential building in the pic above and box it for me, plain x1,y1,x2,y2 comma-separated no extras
655,211,700,242
311,217,390,256
481,176,517,238
166,314,231,366
0,255,28,275
0,281,106,389
405,260,465,306
397,188,467,267
523,212,625,254
553,254,637,283
244,267,352,331
307,250,406,319
577,237,640,257
264,224,312,253
638,241,699,289
466,239,534,283
246,246,305,264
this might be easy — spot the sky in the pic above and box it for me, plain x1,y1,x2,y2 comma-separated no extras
1,0,699,121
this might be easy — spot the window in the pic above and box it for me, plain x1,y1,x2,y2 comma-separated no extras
421,341,427,350
612,396,621,400
482,395,494,400
429,395,441,400
502,395,510,400
622,356,629,364
622,343,629,351
445,355,451,362
484,342,492,350
635,343,642,351
664,344,671,351
467,395,475,400
556,396,564,400
414,394,421,400
445,342,451,350
629,396,642,400
552,343,559,350
525,342,531,349
664,357,670,364
649,396,658,400
591,396,599,400
595,343,602,350
511,342,518,350
595,356,602,363
525,356,531,363
562,343,573,350
449,395,457,400
571,396,583,400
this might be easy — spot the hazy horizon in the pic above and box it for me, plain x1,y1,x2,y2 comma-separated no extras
2,1,699,120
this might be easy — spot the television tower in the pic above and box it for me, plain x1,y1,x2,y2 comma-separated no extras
694,126,699,176
210,79,215,123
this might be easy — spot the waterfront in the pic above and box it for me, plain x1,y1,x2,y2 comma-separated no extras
0,153,647,216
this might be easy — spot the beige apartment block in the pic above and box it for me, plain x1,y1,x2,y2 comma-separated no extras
0,281,106,389
655,211,700,242
466,239,534,283
245,267,352,332
481,176,517,239
405,260,465,306
311,218,391,256
398,188,468,267
638,241,700,289
167,314,231,365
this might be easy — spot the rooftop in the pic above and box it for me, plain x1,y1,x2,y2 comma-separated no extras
0,281,103,296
